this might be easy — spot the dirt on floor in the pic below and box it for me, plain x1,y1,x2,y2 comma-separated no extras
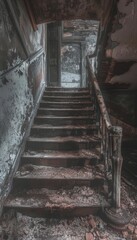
1,180,137,240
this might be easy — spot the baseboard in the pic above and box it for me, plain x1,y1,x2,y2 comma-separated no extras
0,82,45,216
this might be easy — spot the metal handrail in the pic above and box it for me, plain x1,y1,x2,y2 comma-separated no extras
86,55,123,210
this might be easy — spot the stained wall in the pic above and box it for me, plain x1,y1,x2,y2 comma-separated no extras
99,0,137,129
0,0,46,202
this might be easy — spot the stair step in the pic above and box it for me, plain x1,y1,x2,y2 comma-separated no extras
40,101,92,108
37,108,94,116
5,187,108,217
26,136,100,151
43,90,89,97
30,124,97,137
21,150,100,167
42,96,91,102
45,87,88,92
13,165,104,189
34,116,95,125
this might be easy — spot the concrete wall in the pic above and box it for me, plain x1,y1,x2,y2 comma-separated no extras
0,0,46,203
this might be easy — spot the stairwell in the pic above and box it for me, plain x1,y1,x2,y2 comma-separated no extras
3,87,108,218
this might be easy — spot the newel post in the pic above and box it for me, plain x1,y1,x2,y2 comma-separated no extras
103,126,131,229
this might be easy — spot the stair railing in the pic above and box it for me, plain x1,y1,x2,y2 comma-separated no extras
86,56,123,210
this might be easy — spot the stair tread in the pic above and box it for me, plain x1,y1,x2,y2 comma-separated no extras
45,87,88,89
5,186,108,208
35,116,95,119
15,165,103,180
32,124,97,129
41,101,92,104
28,136,100,143
43,96,91,99
45,89,89,94
23,149,100,159
38,107,93,111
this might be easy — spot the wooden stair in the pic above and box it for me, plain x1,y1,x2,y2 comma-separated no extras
4,87,108,218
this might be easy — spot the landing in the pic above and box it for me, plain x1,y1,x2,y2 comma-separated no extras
1,181,137,240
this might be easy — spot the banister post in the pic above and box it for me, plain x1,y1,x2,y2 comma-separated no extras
103,126,131,229
86,55,131,229
111,126,122,209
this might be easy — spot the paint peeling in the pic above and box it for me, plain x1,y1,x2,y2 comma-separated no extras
0,62,33,191
30,0,101,23
109,0,137,61
0,0,46,200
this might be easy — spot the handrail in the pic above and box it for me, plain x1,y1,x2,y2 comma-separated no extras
87,56,112,130
0,48,44,79
86,55,123,211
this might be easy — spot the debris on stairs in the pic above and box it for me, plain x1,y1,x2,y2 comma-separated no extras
4,87,107,217
2,87,136,239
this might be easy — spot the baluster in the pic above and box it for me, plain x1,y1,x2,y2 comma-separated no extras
111,126,122,209
100,115,103,160
86,56,130,228
101,120,108,178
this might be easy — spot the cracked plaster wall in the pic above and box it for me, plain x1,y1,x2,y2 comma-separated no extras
0,0,46,198
106,0,137,88
30,0,102,23
101,0,137,129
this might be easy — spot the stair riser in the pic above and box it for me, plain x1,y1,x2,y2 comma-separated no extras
37,109,93,116
42,97,91,102
30,128,97,137
26,141,99,151
40,102,91,108
43,91,90,97
4,206,101,218
13,179,104,190
34,118,95,125
45,87,88,91
21,157,99,168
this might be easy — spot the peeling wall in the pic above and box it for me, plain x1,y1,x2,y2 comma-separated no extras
0,0,46,199
109,0,137,61
106,0,137,88
0,0,45,74
29,0,115,24
30,0,101,23
0,0,26,74
97,0,137,128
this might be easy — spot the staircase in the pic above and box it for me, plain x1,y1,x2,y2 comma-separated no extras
4,87,109,218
